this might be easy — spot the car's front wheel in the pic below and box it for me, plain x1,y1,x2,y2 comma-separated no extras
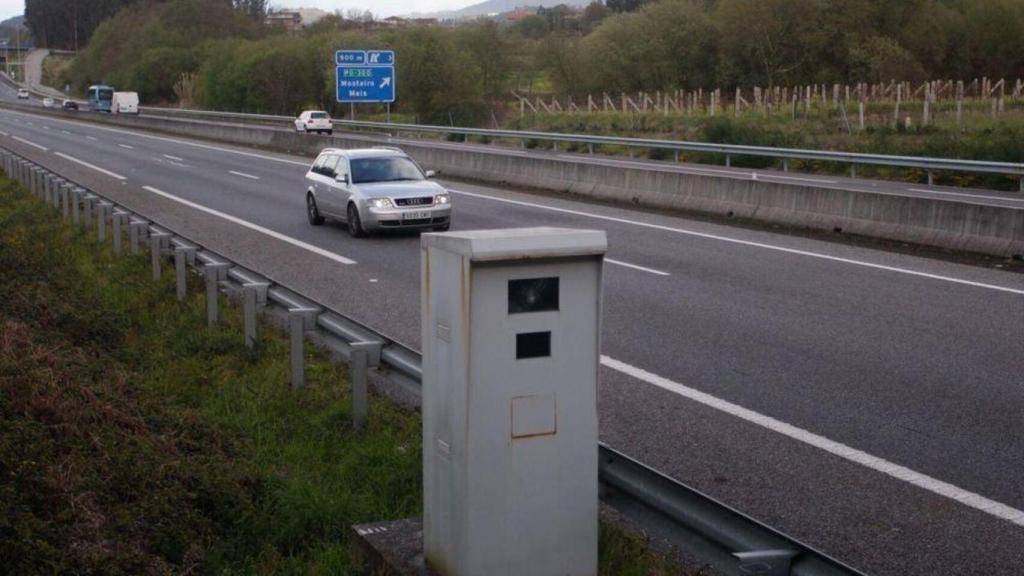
347,203,366,238
307,194,324,226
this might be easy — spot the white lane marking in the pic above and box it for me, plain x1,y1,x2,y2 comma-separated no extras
12,135,48,151
907,188,1024,204
163,154,183,161
229,170,261,180
451,189,1024,296
118,143,134,150
2,109,310,167
602,355,1024,527
0,130,8,136
53,152,127,180
141,186,356,265
61,130,70,135
605,258,670,276
42,125,50,130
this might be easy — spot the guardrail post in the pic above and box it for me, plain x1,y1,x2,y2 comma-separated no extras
149,231,170,280
96,202,112,243
734,549,798,576
70,187,82,224
173,246,197,301
288,307,318,390
725,154,732,168
52,179,64,210
783,159,789,172
47,175,58,207
82,194,96,230
242,282,269,347
30,167,40,196
129,219,149,255
43,173,53,204
1020,177,1023,193
111,210,128,255
927,171,934,186
588,143,594,155
850,165,856,179
349,341,381,430
204,262,231,326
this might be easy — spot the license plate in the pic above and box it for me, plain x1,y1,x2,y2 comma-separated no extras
404,210,431,220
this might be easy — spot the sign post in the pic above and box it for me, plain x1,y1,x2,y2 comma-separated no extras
336,50,395,118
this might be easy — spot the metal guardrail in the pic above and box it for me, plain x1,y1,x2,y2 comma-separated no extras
140,105,1024,190
0,143,866,576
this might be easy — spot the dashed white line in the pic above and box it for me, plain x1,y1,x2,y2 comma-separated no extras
86,135,97,141
53,152,126,180
0,130,8,136
61,130,71,135
118,143,134,149
141,186,356,265
11,135,48,151
602,355,1024,528
450,189,1024,296
605,258,670,276
42,125,51,130
907,188,1024,204
229,170,260,180
163,154,183,161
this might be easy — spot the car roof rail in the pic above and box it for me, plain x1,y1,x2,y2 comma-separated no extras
371,146,404,153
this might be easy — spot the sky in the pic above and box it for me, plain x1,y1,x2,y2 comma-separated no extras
0,0,478,22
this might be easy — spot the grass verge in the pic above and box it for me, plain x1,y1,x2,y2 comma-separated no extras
0,175,686,574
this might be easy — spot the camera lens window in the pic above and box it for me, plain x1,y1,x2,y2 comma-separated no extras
508,277,559,314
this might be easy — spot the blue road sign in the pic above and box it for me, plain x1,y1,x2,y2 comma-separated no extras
367,50,394,65
337,66,395,103
336,50,365,65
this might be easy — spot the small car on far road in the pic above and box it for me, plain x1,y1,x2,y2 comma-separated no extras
42,97,54,107
295,110,333,135
16,88,28,99
62,99,78,111
304,147,451,237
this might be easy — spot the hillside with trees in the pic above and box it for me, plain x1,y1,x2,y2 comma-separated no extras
62,0,1024,120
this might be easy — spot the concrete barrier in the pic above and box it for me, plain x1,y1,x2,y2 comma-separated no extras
3,101,1022,257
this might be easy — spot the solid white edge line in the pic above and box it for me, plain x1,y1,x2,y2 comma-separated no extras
140,186,356,265
118,143,134,149
163,154,184,161
11,135,48,151
907,188,1024,204
0,130,8,136
601,355,1024,527
229,170,261,180
605,258,670,276
53,151,127,180
450,189,1024,296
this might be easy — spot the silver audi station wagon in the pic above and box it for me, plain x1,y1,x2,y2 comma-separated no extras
304,147,452,237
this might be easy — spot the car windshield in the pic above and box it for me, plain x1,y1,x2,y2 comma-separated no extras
98,89,113,100
350,157,424,184
310,112,328,119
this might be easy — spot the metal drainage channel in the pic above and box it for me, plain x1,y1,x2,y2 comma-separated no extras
1,144,865,576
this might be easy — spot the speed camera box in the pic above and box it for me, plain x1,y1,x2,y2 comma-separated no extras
420,227,606,576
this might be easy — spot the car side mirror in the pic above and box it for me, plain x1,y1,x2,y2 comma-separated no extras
335,173,349,184
425,170,436,178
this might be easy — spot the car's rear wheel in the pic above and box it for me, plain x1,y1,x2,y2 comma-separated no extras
326,129,333,136
347,203,366,238
307,194,324,226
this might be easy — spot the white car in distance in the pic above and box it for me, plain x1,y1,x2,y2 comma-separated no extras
295,110,333,135
42,97,54,107
17,88,29,99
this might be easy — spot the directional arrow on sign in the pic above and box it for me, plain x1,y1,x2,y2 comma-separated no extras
380,77,392,89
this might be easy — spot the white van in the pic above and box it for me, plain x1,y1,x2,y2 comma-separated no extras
111,91,139,114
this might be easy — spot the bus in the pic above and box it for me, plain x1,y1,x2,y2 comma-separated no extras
86,84,114,112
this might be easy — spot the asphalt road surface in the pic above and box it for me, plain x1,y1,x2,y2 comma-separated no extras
1,107,1022,576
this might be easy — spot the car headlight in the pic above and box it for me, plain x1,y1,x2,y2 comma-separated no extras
370,198,393,208
434,193,450,205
